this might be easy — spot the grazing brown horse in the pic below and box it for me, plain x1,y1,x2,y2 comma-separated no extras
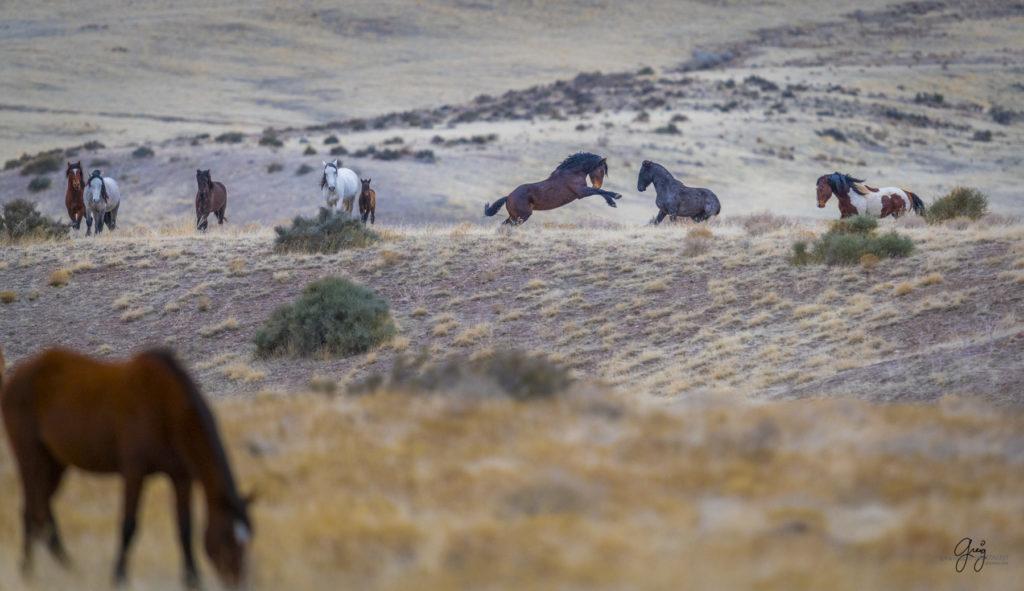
359,178,376,224
484,152,621,225
195,169,228,232
64,161,90,231
0,347,252,589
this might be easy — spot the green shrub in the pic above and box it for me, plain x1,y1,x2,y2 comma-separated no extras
1,199,67,242
324,135,339,145
215,132,246,144
131,146,154,158
27,176,52,193
295,163,314,175
259,128,283,147
791,216,913,266
353,349,573,401
925,186,988,224
273,207,379,254
303,145,316,155
267,162,284,174
253,276,394,358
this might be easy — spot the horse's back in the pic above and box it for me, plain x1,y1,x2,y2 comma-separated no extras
1,348,189,472
104,177,121,206
338,168,360,197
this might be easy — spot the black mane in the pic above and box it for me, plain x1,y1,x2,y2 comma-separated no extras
553,152,605,175
825,172,865,197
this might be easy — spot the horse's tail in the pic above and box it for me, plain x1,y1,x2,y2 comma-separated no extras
907,191,925,216
484,197,508,217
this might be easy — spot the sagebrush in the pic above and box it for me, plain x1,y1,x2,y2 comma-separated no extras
1,199,67,242
791,215,913,265
253,276,394,358
273,207,379,253
925,186,988,224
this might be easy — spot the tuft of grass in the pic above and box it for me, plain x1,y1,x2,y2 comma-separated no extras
273,208,379,254
925,186,988,224
199,317,240,337
254,276,395,358
0,291,16,304
893,283,915,296
48,269,71,287
295,163,314,175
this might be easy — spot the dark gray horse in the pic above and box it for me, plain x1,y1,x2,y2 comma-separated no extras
637,160,720,223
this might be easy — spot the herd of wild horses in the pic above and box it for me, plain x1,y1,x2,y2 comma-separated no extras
9,148,931,589
61,151,926,235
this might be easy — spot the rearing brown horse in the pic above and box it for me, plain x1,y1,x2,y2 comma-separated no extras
484,152,621,225
64,161,90,231
0,347,252,589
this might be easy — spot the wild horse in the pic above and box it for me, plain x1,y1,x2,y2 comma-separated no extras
0,347,252,589
636,160,721,223
484,152,621,225
64,161,90,232
816,172,925,219
195,169,228,232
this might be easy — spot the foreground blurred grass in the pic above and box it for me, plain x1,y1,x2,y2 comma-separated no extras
2,386,1022,590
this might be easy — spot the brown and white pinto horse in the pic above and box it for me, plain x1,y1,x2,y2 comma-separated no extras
0,347,252,589
64,161,90,231
484,152,621,225
816,172,925,219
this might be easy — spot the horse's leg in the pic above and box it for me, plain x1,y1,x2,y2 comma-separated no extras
653,210,667,225
108,203,119,230
41,461,70,567
113,471,146,585
370,205,375,224
578,187,622,207
172,474,200,589
216,205,226,225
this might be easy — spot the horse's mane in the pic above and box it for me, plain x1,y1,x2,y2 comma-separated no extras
144,348,249,524
89,170,109,201
553,152,605,175
826,172,867,197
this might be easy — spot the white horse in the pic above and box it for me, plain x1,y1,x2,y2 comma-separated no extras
320,160,360,214
84,170,121,235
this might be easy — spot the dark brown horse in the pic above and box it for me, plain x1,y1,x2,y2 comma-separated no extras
484,152,621,225
64,161,90,231
195,169,227,232
359,178,376,224
0,347,252,589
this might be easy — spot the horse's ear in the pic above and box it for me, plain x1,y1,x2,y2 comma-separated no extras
322,161,327,167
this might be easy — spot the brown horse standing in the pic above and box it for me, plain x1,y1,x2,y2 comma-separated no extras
359,178,376,224
64,161,90,231
195,169,227,232
484,152,621,225
0,347,252,589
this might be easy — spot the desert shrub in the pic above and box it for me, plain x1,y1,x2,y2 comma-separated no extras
89,158,111,168
253,276,394,358
1,199,67,242
215,132,246,144
329,145,348,156
267,163,284,174
259,128,283,147
653,123,681,135
20,156,60,176
295,163,314,175
83,140,106,150
740,211,790,235
925,186,988,224
27,176,51,193
131,146,154,158
273,207,379,254
324,135,339,145
636,65,655,76
303,145,316,155
414,150,436,163
0,291,16,304
791,216,912,265
353,349,573,401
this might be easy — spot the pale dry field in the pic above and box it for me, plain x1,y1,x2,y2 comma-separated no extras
2,0,1024,589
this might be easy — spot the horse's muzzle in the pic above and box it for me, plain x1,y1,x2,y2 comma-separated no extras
817,201,826,208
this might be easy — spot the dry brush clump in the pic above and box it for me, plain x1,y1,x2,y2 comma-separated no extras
254,276,395,358
925,186,988,225
0,199,67,243
273,208,379,254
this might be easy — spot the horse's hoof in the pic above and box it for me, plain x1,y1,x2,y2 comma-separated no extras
614,193,622,200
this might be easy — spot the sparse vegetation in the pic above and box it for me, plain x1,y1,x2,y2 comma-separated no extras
925,186,988,224
27,176,51,193
215,131,246,144
20,155,61,176
254,276,394,358
273,207,379,254
295,163,314,175
131,146,155,158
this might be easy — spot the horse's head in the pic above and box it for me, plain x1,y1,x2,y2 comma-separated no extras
360,178,372,193
816,175,832,208
321,160,339,192
204,500,252,589
66,161,83,190
87,170,107,204
637,160,654,192
587,158,608,189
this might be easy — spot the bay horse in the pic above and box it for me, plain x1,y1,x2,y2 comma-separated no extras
195,169,228,232
816,172,925,219
359,178,376,224
484,152,621,225
0,347,252,589
636,160,721,223
84,170,121,235
64,161,90,232
321,159,359,214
